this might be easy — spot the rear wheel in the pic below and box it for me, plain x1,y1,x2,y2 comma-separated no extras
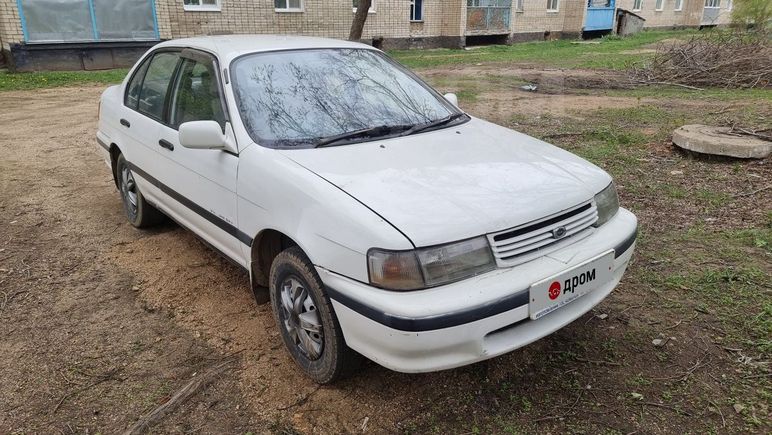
115,154,164,228
269,246,360,383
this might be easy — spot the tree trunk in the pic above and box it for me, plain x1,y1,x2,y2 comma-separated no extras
348,0,372,41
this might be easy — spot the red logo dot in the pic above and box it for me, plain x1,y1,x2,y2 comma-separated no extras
548,281,561,300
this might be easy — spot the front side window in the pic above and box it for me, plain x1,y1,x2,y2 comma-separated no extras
704,0,720,7
633,0,643,10
231,49,461,148
674,0,682,10
183,0,221,11
170,56,226,129
547,0,559,11
137,52,180,120
410,0,424,20
655,0,663,10
275,0,303,11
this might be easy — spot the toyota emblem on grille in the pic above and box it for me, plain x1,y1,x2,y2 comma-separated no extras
552,226,567,239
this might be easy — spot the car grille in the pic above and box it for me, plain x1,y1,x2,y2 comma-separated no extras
487,201,598,267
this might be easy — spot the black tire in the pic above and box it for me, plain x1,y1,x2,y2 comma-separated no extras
269,246,360,383
115,154,164,228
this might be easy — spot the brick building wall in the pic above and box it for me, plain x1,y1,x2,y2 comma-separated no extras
0,0,23,49
512,0,587,39
156,0,464,49
615,0,733,28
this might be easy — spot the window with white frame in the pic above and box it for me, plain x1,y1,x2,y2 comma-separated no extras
275,0,303,11
515,0,524,11
410,0,423,20
674,0,682,10
633,0,642,9
353,0,376,12
704,0,720,7
726,0,732,9
547,0,559,11
183,0,221,11
655,0,663,10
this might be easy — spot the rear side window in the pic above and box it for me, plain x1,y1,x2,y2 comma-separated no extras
125,58,151,109
136,52,180,120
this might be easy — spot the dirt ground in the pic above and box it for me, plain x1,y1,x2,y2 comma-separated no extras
1,65,770,434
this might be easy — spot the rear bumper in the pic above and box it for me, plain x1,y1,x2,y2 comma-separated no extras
317,208,637,373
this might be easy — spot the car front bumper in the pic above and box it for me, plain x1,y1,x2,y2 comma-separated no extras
317,208,637,373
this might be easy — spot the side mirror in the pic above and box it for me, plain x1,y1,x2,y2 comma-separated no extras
179,120,234,152
443,92,459,108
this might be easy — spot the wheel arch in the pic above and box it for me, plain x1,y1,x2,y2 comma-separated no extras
249,228,300,304
108,143,122,188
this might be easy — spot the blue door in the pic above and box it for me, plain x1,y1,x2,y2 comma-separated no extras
585,0,616,31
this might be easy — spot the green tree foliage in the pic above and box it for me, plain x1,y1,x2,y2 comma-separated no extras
731,0,772,30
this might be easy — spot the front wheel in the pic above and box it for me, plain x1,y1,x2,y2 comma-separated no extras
269,246,360,383
115,154,164,228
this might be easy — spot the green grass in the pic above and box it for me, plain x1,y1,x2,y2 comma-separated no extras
0,68,127,91
390,30,698,69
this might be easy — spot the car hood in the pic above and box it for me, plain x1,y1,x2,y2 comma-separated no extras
279,117,611,247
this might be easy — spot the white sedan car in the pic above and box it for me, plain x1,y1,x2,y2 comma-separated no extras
97,35,637,383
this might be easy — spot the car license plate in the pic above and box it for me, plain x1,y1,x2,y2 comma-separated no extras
529,251,614,320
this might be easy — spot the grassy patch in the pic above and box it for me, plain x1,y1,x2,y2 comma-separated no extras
0,68,127,91
608,86,772,101
391,30,697,69
666,267,770,353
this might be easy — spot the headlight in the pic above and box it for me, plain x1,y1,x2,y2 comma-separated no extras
594,182,620,227
368,236,496,291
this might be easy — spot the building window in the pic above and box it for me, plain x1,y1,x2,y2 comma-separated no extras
655,0,663,10
353,0,376,12
674,0,682,10
704,0,720,7
183,0,221,11
18,0,159,43
725,0,732,9
410,0,423,20
516,0,524,11
633,0,642,10
546,0,559,11
275,0,303,12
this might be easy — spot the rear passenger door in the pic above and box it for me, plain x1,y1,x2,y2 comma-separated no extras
155,49,244,266
120,50,181,208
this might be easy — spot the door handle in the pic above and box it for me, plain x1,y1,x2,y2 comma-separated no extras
120,118,131,128
158,139,175,151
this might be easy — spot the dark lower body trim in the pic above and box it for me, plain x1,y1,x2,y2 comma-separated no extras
614,226,638,258
97,136,110,151
126,162,254,247
97,137,253,247
326,285,529,332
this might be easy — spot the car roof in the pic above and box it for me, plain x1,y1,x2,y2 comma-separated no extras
154,35,376,64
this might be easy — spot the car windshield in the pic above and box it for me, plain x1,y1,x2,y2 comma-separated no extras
230,48,462,148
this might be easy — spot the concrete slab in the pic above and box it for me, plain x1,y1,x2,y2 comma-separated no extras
672,124,771,159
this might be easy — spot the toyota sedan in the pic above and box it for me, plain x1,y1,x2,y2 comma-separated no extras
96,35,637,383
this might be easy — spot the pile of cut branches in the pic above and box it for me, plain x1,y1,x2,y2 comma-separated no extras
630,31,771,89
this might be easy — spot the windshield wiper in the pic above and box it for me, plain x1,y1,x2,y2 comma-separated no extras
400,113,467,137
315,124,412,148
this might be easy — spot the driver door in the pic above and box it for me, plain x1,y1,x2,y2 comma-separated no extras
156,49,245,266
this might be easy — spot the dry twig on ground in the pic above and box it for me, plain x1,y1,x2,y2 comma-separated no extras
122,356,239,435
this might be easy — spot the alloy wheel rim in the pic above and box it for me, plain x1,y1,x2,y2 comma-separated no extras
120,165,138,219
280,276,323,360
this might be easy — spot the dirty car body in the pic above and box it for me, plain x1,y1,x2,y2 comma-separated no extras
96,35,637,380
